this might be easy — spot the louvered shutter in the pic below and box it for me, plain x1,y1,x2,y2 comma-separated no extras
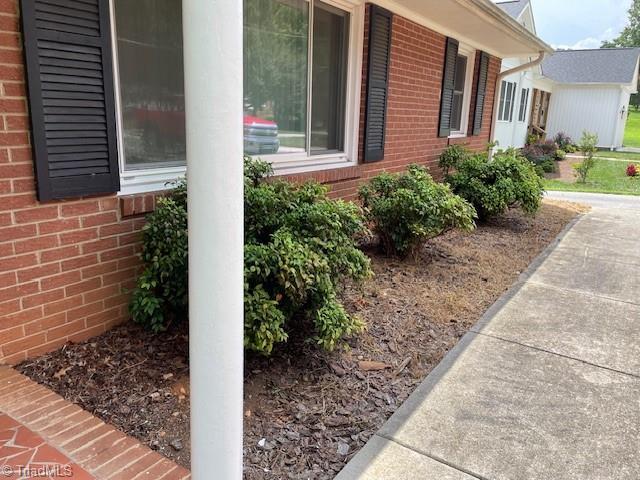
472,52,490,135
363,5,392,163
21,0,119,201
438,37,459,138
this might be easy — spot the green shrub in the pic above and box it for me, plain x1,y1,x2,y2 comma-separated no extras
129,184,188,333
520,144,556,176
573,131,598,183
555,149,567,161
446,150,544,220
438,144,470,176
553,132,574,151
359,165,476,257
131,158,372,355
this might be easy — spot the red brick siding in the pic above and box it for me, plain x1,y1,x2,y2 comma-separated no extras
0,0,152,364
1,0,501,364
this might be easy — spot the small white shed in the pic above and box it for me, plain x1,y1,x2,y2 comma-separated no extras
542,48,640,150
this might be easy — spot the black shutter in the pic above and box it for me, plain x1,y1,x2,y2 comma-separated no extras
438,37,458,138
21,0,119,201
473,51,490,136
363,5,392,163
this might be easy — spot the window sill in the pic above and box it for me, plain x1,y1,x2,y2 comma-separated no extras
119,166,186,196
262,153,357,177
449,133,468,139
118,154,357,196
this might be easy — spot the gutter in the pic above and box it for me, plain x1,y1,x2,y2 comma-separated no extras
490,51,546,148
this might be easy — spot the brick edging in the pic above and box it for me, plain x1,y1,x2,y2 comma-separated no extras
0,366,191,480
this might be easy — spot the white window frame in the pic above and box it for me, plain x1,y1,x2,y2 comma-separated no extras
249,0,365,177
110,0,364,195
109,0,187,195
518,87,530,123
498,80,517,123
449,44,476,138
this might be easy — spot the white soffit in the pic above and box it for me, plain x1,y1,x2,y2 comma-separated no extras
372,0,552,59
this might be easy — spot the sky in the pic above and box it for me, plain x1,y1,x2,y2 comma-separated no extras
528,0,632,49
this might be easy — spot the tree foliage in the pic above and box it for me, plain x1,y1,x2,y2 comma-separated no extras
602,0,640,48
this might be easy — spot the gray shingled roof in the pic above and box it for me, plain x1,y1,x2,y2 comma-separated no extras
542,48,640,85
495,0,529,19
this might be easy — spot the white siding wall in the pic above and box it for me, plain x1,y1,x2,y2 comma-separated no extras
494,70,535,149
546,85,626,149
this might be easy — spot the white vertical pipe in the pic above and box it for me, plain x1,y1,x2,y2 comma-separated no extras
183,0,244,479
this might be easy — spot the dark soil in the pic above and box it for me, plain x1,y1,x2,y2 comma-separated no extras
17,201,588,479
546,157,580,181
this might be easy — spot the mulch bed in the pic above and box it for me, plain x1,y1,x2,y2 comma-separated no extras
17,201,587,479
546,158,580,182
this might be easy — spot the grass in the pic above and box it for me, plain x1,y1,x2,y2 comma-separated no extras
544,159,640,196
624,110,640,148
594,150,640,161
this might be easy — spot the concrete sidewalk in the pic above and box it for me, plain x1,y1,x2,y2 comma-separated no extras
337,198,640,480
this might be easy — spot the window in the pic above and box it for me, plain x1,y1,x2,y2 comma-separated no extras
450,55,467,132
113,0,186,171
498,81,517,122
518,88,530,122
243,0,352,161
445,45,475,137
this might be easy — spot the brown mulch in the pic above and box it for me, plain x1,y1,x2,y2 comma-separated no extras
17,200,588,479
546,158,581,182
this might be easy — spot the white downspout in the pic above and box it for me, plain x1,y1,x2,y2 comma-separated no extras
490,51,546,148
183,1,244,479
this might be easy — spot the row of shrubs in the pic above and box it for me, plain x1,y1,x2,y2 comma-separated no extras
130,149,544,355
521,132,577,175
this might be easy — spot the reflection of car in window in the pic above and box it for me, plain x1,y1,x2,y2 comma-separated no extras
243,115,280,155
131,107,280,155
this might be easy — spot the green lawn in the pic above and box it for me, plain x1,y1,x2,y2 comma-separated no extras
544,159,640,196
594,150,640,161
624,110,640,148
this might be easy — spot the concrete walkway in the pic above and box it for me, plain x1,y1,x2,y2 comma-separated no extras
337,195,640,480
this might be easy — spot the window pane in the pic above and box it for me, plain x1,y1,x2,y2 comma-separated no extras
310,1,349,154
450,55,467,132
509,84,516,121
499,81,507,121
504,83,513,122
115,0,185,171
454,55,467,92
244,0,309,155
519,89,527,121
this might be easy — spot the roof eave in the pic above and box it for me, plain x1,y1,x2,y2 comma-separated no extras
374,0,553,59
463,0,553,55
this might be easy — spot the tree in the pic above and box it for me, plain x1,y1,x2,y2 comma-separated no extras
602,1,640,109
602,0,640,47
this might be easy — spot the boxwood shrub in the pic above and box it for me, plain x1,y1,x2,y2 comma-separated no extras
130,158,372,355
359,165,477,257
445,150,544,220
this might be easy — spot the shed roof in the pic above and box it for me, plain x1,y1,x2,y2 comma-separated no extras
495,0,529,20
542,48,640,85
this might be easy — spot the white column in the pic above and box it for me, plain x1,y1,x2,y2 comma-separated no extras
183,0,244,479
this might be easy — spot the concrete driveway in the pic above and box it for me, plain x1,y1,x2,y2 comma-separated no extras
337,193,640,480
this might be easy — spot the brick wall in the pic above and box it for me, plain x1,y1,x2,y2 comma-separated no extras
0,0,154,364
326,6,501,200
1,1,502,364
